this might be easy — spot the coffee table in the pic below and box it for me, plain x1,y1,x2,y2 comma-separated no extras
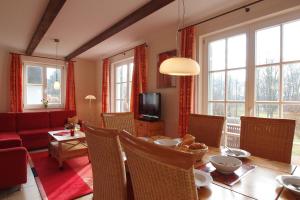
48,130,89,168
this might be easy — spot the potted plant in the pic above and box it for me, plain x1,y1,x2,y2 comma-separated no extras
41,98,49,108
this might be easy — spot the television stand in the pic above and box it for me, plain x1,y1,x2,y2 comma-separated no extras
139,116,159,122
135,120,164,137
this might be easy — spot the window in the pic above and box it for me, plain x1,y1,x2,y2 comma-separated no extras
113,59,134,112
24,63,64,109
255,20,300,159
207,33,247,145
202,15,300,161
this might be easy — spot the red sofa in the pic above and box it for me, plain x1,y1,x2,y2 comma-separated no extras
0,113,27,189
0,110,76,150
0,113,21,149
0,147,27,189
17,112,51,150
0,110,76,189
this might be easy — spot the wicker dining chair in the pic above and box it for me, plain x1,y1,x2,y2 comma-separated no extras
188,114,225,147
101,112,136,136
119,130,198,200
85,125,127,200
240,116,296,163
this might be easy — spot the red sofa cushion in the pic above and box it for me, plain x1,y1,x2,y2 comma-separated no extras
0,132,21,149
51,127,65,131
17,112,50,131
0,113,16,132
18,128,50,140
0,147,27,189
18,128,50,150
49,111,68,128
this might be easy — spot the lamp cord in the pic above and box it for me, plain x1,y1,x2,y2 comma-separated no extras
176,0,186,57
55,40,58,81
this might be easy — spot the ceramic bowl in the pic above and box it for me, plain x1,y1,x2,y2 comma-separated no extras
210,155,242,174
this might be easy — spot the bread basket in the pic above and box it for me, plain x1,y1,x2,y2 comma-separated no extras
190,146,208,163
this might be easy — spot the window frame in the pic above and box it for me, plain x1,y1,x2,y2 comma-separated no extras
200,10,300,150
202,27,249,144
111,57,134,112
253,20,300,118
23,61,65,110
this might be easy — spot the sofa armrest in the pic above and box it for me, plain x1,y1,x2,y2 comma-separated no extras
0,147,27,189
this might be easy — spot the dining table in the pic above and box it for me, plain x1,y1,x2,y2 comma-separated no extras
146,136,299,200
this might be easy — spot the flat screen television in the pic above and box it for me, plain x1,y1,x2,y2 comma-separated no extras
139,92,161,121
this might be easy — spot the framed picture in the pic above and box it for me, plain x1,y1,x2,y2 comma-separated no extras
157,49,177,88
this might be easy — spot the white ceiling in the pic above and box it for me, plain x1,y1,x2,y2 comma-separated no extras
0,0,47,50
0,0,254,60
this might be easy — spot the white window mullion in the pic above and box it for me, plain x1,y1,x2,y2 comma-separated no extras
224,38,228,137
127,63,130,106
279,24,284,117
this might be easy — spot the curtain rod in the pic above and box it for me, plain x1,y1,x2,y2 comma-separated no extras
179,0,264,31
106,43,148,59
9,52,76,62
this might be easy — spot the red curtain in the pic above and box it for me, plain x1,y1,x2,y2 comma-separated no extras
65,61,76,111
130,44,147,119
9,53,23,112
101,58,110,113
178,26,196,137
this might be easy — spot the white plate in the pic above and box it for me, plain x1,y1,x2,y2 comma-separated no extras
154,138,181,147
138,137,149,142
276,175,300,195
223,148,251,158
194,169,213,187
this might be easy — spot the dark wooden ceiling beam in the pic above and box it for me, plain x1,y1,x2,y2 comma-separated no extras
26,0,66,55
65,0,175,60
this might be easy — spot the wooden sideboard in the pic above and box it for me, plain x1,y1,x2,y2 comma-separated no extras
135,120,164,137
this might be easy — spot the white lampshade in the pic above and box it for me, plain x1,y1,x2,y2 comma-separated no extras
85,95,96,100
159,57,200,76
53,81,60,90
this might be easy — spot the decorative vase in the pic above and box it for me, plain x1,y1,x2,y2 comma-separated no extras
70,129,75,136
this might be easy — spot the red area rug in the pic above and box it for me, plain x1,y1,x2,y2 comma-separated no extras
29,151,93,200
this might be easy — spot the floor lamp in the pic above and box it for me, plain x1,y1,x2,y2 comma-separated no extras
85,95,96,123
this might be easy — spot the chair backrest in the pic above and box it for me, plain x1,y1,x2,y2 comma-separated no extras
240,116,296,163
188,114,225,147
119,130,198,200
101,112,136,135
85,125,127,200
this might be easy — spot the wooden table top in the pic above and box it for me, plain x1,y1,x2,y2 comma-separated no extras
147,136,299,199
48,130,85,142
196,147,297,200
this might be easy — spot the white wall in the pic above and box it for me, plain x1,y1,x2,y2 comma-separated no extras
73,59,98,125
0,46,10,112
146,25,179,137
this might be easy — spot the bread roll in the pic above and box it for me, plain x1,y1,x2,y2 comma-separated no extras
189,142,207,150
182,134,195,145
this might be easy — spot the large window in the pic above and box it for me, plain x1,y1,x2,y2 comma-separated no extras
207,33,247,145
113,59,134,112
203,15,300,160
255,20,300,158
24,63,63,109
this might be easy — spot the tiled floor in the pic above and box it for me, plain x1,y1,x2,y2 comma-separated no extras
0,164,93,200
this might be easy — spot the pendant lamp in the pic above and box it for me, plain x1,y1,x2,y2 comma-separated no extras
159,0,200,76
